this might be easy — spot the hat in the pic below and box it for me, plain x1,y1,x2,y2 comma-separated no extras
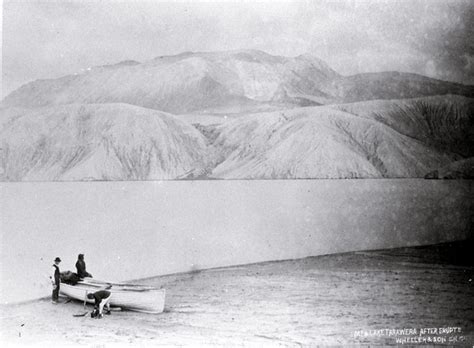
54,257,61,262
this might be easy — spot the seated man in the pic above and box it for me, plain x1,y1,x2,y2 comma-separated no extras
76,254,93,279
87,290,112,319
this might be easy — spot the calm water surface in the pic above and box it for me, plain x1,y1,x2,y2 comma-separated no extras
1,179,472,303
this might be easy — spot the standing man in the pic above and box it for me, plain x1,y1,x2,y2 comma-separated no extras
75,254,92,279
87,289,112,318
50,257,61,304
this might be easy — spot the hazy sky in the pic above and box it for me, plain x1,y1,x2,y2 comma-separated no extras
2,0,473,97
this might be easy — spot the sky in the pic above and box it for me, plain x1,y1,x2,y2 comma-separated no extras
2,0,473,97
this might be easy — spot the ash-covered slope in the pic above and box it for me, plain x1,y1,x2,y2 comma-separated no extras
333,95,474,158
2,50,333,114
3,50,472,114
207,96,471,179
0,104,209,181
1,96,471,181
336,72,474,102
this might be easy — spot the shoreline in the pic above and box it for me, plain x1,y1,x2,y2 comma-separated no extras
1,240,473,346
2,179,471,304
4,239,470,307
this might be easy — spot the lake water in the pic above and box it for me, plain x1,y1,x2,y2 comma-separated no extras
1,179,472,303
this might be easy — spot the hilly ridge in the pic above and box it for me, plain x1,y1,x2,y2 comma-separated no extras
336,72,473,102
333,95,474,158
2,96,471,180
0,103,209,181
206,98,464,179
1,49,473,181
3,50,473,114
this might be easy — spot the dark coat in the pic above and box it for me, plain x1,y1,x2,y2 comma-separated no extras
91,290,111,307
53,264,60,285
76,259,88,278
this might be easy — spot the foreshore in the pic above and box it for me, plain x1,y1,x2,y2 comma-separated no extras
1,240,473,347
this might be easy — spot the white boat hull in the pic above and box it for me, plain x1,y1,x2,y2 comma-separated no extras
60,280,165,313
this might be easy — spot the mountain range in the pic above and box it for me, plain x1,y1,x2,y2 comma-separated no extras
1,49,473,180
4,49,473,114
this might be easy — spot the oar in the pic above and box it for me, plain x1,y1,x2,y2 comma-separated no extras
83,277,155,289
73,290,89,317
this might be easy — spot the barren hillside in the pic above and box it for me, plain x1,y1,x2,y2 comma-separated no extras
1,49,472,181
0,103,209,181
3,50,472,114
208,98,465,179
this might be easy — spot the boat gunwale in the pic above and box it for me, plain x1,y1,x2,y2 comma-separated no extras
60,282,165,294
59,282,166,314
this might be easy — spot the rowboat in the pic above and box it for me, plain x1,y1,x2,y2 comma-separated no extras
60,278,166,313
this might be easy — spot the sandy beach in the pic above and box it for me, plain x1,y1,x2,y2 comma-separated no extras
1,241,473,347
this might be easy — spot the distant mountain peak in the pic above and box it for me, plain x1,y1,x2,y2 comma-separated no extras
151,49,285,64
94,60,141,70
153,51,195,60
3,49,473,113
112,59,141,67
